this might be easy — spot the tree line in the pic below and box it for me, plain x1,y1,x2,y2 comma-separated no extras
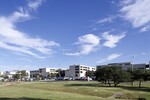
87,66,150,87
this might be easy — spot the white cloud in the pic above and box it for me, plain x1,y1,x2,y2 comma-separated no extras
96,16,117,24
64,34,100,56
120,0,150,28
140,25,150,32
102,32,126,48
8,0,44,23
120,0,135,5
0,0,59,58
27,0,43,11
96,53,122,63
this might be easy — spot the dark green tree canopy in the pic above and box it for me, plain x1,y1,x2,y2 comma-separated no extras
95,66,131,87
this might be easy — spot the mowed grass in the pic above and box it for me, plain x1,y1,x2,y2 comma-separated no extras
0,81,149,100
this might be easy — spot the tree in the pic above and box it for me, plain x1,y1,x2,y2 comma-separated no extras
95,66,131,87
48,73,58,78
111,66,131,87
133,69,150,88
12,71,24,81
20,71,27,79
4,75,9,79
86,71,95,77
95,67,113,86
13,74,20,79
144,70,150,80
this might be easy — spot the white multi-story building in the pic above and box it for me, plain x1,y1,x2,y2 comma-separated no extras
30,70,40,78
0,71,4,76
30,68,58,78
5,70,18,78
39,68,58,78
65,65,96,78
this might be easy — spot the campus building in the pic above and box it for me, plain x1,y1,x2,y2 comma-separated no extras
5,70,18,78
30,68,58,78
0,71,4,76
97,62,150,70
21,70,30,78
65,65,96,78
30,70,39,78
5,70,30,79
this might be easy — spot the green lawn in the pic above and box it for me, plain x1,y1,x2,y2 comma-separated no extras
0,81,149,100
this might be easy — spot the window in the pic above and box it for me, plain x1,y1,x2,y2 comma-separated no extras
39,69,42,73
75,66,79,68
75,71,79,73
76,74,78,77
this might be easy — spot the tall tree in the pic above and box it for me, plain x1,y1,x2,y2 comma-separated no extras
95,66,113,86
133,69,150,88
86,71,95,77
95,66,131,87
111,66,131,87
13,73,20,79
20,71,27,79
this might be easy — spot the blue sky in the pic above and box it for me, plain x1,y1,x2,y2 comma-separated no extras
0,0,150,71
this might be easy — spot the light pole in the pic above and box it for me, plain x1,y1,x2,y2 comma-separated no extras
149,60,150,70
131,55,134,86
78,51,81,65
131,56,134,71
58,64,61,78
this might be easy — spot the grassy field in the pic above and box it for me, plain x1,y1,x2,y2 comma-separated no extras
0,81,149,100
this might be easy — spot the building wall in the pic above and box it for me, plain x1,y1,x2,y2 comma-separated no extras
31,68,58,78
5,70,18,78
65,65,96,78
0,71,4,76
30,70,39,78
97,62,147,70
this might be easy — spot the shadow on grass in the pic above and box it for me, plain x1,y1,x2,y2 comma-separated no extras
65,83,100,87
121,86,150,92
65,83,150,92
0,97,51,100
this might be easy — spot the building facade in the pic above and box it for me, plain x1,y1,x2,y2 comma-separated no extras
30,68,58,78
0,71,4,76
65,65,96,78
30,70,40,78
97,62,150,70
5,70,18,78
39,68,58,78
21,70,30,78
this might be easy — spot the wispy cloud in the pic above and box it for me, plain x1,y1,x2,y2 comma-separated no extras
102,32,126,48
8,0,44,23
0,0,59,58
96,16,117,24
97,53,122,63
120,0,150,28
120,0,135,5
140,52,150,55
64,34,100,56
27,0,44,11
140,25,150,32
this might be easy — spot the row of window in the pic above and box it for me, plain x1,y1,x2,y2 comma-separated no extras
75,71,83,73
30,71,39,73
